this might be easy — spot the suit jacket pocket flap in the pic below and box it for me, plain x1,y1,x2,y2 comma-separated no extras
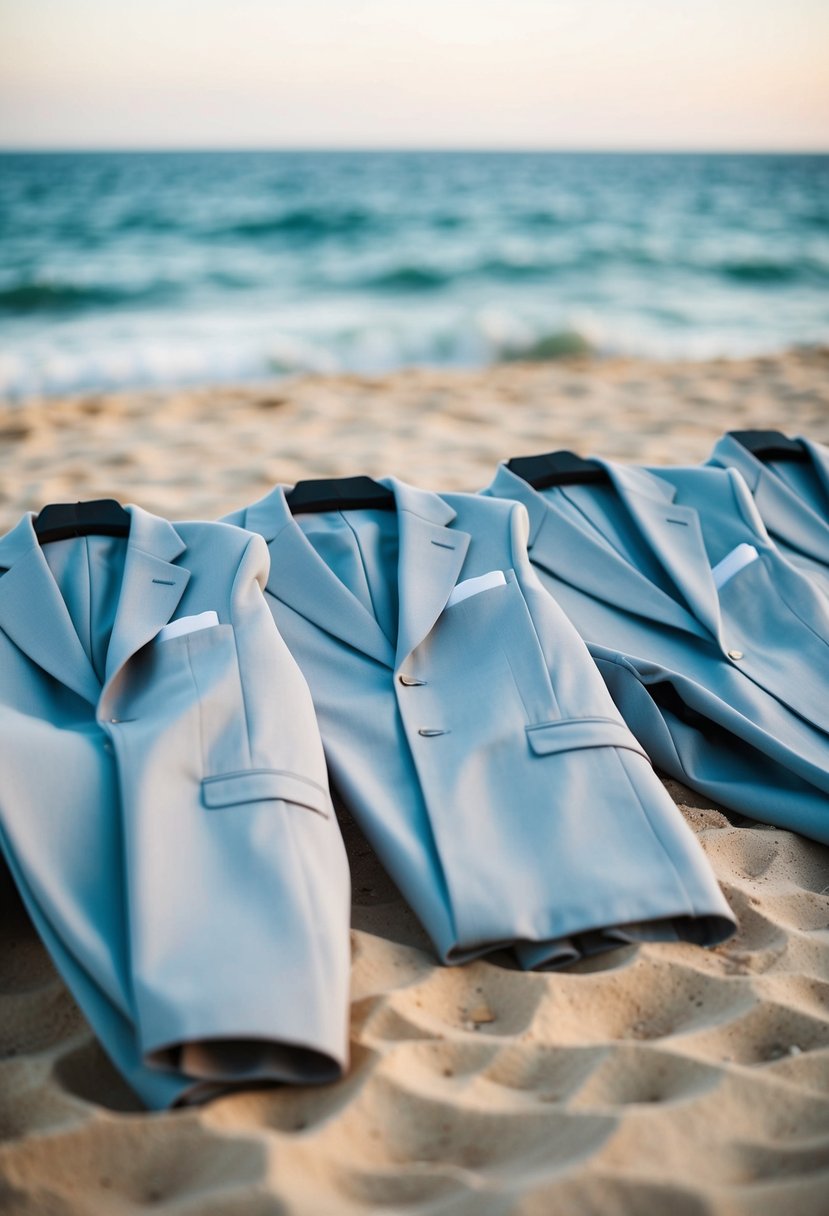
202,770,330,816
526,717,650,761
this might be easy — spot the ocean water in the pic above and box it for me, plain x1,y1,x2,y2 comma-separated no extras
1,151,828,397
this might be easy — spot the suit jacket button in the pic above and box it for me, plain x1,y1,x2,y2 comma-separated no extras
418,728,449,737
399,674,426,686
109,717,120,723
727,649,744,661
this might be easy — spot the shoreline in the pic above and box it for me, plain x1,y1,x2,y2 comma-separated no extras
2,347,827,533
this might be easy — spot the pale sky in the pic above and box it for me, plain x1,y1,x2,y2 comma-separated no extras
1,0,828,150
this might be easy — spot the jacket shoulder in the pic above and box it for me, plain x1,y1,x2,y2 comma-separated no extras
444,490,519,531
171,519,262,565
654,465,768,538
443,491,529,557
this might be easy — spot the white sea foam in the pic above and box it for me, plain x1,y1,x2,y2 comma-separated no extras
2,150,827,397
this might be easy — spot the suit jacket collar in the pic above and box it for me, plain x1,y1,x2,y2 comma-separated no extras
711,433,829,567
487,462,718,643
389,478,470,668
599,460,723,643
246,485,396,667
245,479,469,669
803,437,829,503
0,507,189,707
102,506,190,691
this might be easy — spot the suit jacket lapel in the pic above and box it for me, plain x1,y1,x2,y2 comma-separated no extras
0,515,101,706
601,461,723,644
102,506,190,690
245,481,470,669
803,437,829,506
488,464,711,642
713,434,829,567
753,463,829,567
391,479,470,668
245,487,396,668
0,508,191,705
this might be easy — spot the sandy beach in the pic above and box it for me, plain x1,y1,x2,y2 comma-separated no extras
1,347,829,1215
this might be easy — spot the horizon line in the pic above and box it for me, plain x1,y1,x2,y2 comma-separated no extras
2,145,829,156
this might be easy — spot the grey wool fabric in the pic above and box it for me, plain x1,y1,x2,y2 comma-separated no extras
225,478,735,971
0,506,351,1109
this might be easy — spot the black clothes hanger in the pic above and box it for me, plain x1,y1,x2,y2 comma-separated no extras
285,476,396,514
34,499,131,544
507,450,610,489
729,430,807,463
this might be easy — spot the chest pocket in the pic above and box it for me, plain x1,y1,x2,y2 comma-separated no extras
179,624,251,776
130,623,251,775
437,571,559,724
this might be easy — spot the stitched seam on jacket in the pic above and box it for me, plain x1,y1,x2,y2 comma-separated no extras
202,769,329,796
283,788,330,1055
525,720,651,764
504,560,562,719
491,578,560,720
230,629,253,769
83,536,94,671
500,642,535,722
526,715,629,732
339,510,387,628
229,536,256,768
594,652,692,785
613,745,695,916
726,466,768,540
772,577,829,647
184,635,208,775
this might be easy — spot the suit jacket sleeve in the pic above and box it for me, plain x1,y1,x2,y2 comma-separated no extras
127,529,351,1090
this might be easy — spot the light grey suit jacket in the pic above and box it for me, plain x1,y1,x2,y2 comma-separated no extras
484,460,829,844
0,506,350,1109
707,433,829,598
224,479,734,970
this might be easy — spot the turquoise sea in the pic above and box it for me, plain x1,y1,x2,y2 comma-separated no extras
1,151,828,397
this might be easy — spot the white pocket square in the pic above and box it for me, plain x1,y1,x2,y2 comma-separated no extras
712,543,759,590
156,611,220,642
447,570,507,608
